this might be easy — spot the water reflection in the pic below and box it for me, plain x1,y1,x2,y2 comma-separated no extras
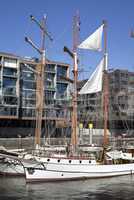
0,175,134,199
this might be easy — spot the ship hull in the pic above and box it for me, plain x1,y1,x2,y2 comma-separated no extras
0,161,24,176
25,157,134,182
0,155,41,176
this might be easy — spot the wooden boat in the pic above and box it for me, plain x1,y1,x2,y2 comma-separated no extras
24,14,134,182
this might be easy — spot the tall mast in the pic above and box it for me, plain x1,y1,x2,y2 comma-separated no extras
103,20,109,147
25,15,53,150
35,17,45,149
71,12,80,153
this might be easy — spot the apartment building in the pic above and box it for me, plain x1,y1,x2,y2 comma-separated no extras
77,69,134,135
0,52,70,137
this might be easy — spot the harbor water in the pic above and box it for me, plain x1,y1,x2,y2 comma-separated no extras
0,175,134,200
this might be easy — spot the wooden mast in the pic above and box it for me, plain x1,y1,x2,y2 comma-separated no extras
103,20,109,147
35,17,45,149
71,12,80,153
25,15,52,149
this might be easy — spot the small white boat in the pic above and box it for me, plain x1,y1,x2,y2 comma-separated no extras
0,151,47,176
0,157,24,176
0,147,25,176
0,145,67,176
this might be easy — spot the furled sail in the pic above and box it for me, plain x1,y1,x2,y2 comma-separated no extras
78,24,104,51
79,58,104,94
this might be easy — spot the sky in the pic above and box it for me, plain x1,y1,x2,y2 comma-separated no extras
0,0,134,79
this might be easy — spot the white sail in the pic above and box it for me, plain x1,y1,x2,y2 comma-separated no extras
78,24,104,51
79,58,104,94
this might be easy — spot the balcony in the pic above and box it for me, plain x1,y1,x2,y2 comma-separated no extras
3,96,18,105
22,99,36,108
45,85,56,91
3,87,16,96
45,64,56,73
57,76,68,84
3,67,17,78
0,105,18,117
21,71,36,81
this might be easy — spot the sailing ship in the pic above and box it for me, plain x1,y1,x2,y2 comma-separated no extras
24,14,134,182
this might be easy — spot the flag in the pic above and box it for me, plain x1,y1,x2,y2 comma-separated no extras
78,24,104,51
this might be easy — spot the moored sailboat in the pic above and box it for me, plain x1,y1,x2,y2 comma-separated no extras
24,14,134,182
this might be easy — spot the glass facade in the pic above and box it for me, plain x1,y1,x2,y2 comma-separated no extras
3,67,17,77
0,54,71,137
57,65,67,77
56,65,68,99
57,83,68,98
46,63,56,73
0,56,18,116
45,73,55,90
0,53,70,120
19,63,36,117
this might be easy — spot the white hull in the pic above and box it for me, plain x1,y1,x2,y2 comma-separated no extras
0,161,24,176
0,155,41,176
25,157,134,182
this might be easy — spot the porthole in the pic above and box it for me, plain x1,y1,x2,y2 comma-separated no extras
89,160,91,163
69,160,72,163
57,159,60,163
47,159,50,162
79,160,82,163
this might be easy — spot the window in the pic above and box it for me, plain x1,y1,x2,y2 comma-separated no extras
0,106,17,116
22,99,36,107
22,90,36,99
21,108,35,117
22,71,35,81
3,67,17,76
57,65,67,77
57,83,67,95
46,64,55,72
4,58,17,68
3,96,18,105
45,91,55,100
3,78,16,87
20,63,36,72
3,87,16,96
3,78,17,95
23,81,36,90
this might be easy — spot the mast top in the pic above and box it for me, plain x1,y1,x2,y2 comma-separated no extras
73,11,80,52
102,20,107,56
